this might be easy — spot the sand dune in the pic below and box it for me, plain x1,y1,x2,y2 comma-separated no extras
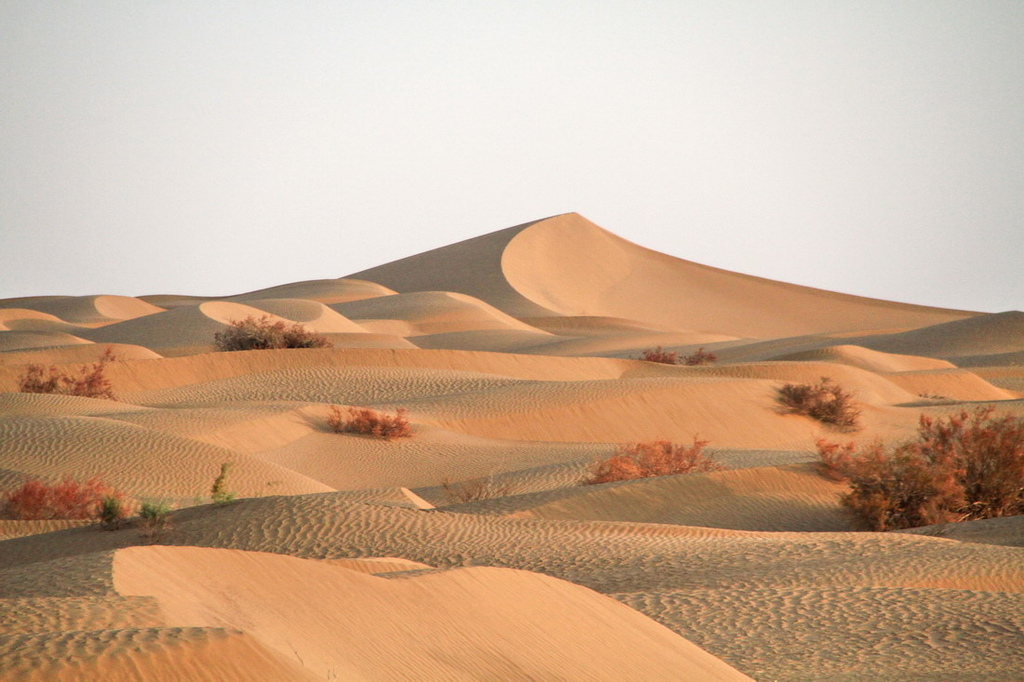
0,626,316,682
898,514,1024,548
509,463,853,532
772,344,955,373
112,545,751,680
0,331,93,352
5,493,1020,680
0,343,162,365
0,309,75,332
0,410,332,502
615,586,1024,682
0,347,639,397
81,300,372,355
855,310,1024,362
333,290,548,337
2,214,1020,680
228,277,398,304
351,213,975,338
230,298,368,332
0,295,164,325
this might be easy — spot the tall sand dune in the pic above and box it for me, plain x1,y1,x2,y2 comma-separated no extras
350,213,975,337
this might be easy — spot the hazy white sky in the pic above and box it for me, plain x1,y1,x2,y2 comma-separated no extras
2,1,1022,312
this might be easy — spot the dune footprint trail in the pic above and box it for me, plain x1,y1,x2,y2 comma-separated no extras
2,213,1022,680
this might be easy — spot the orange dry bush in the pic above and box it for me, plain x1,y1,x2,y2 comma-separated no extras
588,438,723,484
328,406,412,440
214,315,330,351
818,407,1024,531
639,346,679,365
683,347,717,366
2,476,125,520
18,347,117,400
776,377,860,431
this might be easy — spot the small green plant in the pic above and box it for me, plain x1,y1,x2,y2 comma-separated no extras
211,463,236,504
776,377,860,431
138,500,173,541
214,315,330,351
587,438,724,484
99,495,126,530
328,405,413,440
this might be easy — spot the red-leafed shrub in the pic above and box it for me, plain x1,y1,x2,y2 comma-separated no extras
214,315,330,351
2,476,126,521
639,347,679,365
18,347,117,400
818,407,1024,531
328,406,412,440
776,377,860,431
588,438,724,484
683,347,718,366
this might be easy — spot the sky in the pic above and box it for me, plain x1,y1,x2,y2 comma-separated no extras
2,1,1022,313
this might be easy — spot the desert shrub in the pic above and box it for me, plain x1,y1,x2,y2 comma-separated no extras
99,495,126,530
776,377,860,431
213,315,330,351
328,406,412,440
683,347,718,366
639,346,679,364
17,347,117,400
818,407,1024,531
140,500,173,520
2,476,125,520
441,475,513,504
211,463,236,504
139,500,173,541
587,438,724,485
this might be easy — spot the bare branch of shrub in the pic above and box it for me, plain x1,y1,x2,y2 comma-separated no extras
776,377,860,431
328,406,412,440
817,406,1024,530
587,438,724,485
441,475,514,504
639,346,679,365
213,315,330,351
683,347,717,365
17,347,117,400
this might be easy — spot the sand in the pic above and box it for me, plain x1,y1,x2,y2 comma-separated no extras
1,213,1021,680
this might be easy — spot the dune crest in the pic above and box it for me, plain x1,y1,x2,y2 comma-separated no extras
352,212,976,337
